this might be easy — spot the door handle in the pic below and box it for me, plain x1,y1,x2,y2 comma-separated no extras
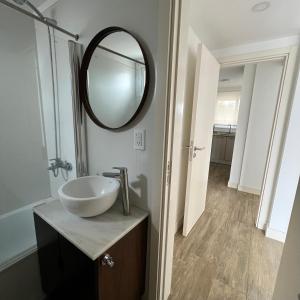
185,145,205,159
185,146,205,150
193,146,205,158
194,146,205,151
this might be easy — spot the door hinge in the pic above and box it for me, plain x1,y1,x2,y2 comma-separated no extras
166,160,172,186
188,140,194,161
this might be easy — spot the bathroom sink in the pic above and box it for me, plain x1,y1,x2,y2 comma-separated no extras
58,176,120,217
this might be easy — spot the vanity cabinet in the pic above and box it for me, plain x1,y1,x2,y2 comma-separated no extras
34,214,148,300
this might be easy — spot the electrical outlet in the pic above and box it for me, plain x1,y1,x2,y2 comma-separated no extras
134,129,145,150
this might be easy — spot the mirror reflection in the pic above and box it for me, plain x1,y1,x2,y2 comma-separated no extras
87,31,146,129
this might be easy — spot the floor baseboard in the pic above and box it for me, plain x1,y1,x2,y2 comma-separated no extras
265,227,286,243
256,220,266,230
238,185,261,195
228,181,238,189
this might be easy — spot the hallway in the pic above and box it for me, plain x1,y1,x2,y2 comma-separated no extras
170,164,283,300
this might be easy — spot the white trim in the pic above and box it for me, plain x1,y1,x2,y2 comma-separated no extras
0,197,53,221
218,86,241,93
218,47,291,67
237,185,261,195
156,0,180,299
0,246,37,273
256,46,298,230
228,181,238,189
265,227,286,243
38,0,59,12
214,35,300,59
257,220,267,230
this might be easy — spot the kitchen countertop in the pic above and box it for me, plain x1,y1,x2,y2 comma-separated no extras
33,200,148,260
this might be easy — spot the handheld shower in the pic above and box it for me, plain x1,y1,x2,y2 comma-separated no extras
11,0,57,25
12,0,45,19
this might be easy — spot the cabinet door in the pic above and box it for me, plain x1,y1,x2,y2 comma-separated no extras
34,213,63,294
98,219,148,300
225,136,235,163
211,135,226,163
34,214,97,299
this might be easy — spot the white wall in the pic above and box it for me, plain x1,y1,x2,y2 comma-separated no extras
272,180,300,299
239,60,284,194
229,64,256,188
0,6,50,216
229,60,284,194
43,1,171,298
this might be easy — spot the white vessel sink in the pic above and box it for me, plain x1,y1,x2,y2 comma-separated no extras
58,176,120,217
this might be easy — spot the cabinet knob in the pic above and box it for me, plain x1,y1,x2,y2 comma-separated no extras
101,254,115,268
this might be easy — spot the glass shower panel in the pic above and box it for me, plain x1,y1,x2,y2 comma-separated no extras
0,5,51,270
0,4,77,271
0,5,51,217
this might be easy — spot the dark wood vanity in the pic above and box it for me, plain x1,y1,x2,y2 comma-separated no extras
34,211,148,300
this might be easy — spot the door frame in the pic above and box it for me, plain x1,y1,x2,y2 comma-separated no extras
156,0,299,298
218,47,298,232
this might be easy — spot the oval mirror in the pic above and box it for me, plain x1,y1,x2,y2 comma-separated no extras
79,27,149,130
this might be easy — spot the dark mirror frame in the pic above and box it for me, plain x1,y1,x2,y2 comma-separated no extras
79,26,150,130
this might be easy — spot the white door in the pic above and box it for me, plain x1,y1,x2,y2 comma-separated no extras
183,44,220,236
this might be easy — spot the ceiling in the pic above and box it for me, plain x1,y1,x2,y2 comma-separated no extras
190,0,300,50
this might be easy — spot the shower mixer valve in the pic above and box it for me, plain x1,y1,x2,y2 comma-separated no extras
48,158,72,177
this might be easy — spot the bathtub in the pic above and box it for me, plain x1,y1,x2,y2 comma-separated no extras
0,198,52,272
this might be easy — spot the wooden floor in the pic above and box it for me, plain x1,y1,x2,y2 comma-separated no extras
169,164,283,300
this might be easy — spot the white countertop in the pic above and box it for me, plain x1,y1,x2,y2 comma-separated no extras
33,200,148,260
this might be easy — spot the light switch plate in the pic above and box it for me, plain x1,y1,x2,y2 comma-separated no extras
134,129,145,150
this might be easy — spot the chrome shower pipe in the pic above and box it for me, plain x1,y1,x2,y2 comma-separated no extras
0,0,79,40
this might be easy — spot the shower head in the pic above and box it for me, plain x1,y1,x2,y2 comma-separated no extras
11,0,45,20
12,0,27,4
12,0,58,25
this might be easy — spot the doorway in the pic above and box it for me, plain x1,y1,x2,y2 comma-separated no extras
157,1,299,298
169,55,287,299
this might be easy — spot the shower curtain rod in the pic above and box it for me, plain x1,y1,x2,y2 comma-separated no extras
0,0,79,41
97,45,145,65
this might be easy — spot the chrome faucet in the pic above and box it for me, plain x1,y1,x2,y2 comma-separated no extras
48,158,72,177
103,167,130,216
